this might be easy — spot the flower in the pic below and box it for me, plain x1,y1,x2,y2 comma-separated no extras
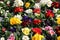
14,14,22,20
34,13,40,16
32,33,44,40
13,0,24,7
40,0,51,6
22,27,31,35
25,9,33,13
25,2,30,8
33,8,41,14
2,27,6,32
32,28,42,34
55,26,60,35
57,36,60,40
56,15,60,24
10,17,22,25
14,7,24,13
7,33,15,40
33,19,42,25
47,1,52,7
22,35,29,40
52,2,60,8
48,30,55,36
53,8,59,13
9,27,16,32
1,37,5,40
34,3,40,8
46,10,54,18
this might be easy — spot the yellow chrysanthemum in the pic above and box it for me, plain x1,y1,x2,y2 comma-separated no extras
10,17,22,25
22,27,31,35
25,2,30,8
32,33,44,40
56,17,60,24
57,36,60,40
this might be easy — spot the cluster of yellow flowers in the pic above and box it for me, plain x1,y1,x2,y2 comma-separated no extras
10,17,22,25
57,36,60,40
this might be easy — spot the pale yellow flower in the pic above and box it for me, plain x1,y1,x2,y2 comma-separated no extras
25,2,30,8
32,33,44,40
57,36,60,40
10,17,22,25
22,27,31,35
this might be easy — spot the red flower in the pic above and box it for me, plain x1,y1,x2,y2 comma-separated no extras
46,10,54,18
14,7,24,13
33,8,41,14
2,27,6,32
32,28,42,34
52,2,60,8
33,19,42,25
55,26,60,35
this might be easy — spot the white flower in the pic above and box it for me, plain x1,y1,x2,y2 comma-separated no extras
53,8,59,13
56,15,60,18
40,0,51,6
0,37,5,40
13,0,24,7
7,1,10,4
47,1,52,7
14,14,22,20
22,35,29,40
25,9,33,13
0,1,4,4
34,3,40,8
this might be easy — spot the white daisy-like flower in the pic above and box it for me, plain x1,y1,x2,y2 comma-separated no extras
13,0,24,7
14,14,22,20
53,8,59,13
0,37,5,40
22,35,29,40
25,9,33,14
34,3,40,8
47,1,52,7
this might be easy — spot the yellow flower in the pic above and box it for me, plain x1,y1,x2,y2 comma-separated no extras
56,17,60,24
57,36,60,40
25,2,30,8
32,33,44,40
22,27,31,35
10,17,22,25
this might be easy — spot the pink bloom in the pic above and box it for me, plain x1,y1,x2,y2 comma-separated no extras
48,30,55,36
7,33,15,40
45,26,53,31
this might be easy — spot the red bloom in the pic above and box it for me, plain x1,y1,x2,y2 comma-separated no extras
52,2,60,8
14,7,24,13
33,8,41,14
46,10,54,18
32,28,42,34
55,26,60,35
33,19,42,25
2,27,6,32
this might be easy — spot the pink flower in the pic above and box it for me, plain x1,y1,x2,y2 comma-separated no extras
48,30,55,36
7,33,15,40
45,26,53,31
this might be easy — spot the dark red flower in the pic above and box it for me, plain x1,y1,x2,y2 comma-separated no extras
33,19,42,25
2,27,6,32
52,2,60,8
55,26,60,35
32,28,42,34
46,10,54,18
33,8,41,14
14,7,24,13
